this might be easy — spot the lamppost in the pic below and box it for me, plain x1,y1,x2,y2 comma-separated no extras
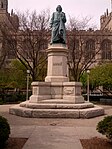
87,70,90,102
26,70,30,100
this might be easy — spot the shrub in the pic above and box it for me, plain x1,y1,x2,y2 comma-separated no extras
1,92,27,103
0,116,10,148
96,116,112,141
0,98,4,105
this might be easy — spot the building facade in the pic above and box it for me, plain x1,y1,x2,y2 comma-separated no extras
0,0,19,68
0,0,112,70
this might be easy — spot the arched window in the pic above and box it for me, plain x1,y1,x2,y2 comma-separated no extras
68,38,80,60
7,39,17,59
101,39,111,60
22,39,32,59
1,2,3,8
85,39,95,60
74,39,79,59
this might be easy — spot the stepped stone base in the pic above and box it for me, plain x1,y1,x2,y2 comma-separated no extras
9,100,104,119
9,44,104,119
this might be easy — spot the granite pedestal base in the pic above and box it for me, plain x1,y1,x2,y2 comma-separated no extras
9,81,104,119
9,101,104,118
9,43,104,118
29,81,84,104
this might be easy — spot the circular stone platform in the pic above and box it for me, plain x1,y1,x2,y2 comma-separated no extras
9,100,104,119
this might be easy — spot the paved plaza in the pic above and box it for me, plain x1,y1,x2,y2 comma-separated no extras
0,104,112,149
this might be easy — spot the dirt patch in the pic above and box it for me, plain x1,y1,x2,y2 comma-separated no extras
4,137,112,149
80,137,112,149
4,138,27,149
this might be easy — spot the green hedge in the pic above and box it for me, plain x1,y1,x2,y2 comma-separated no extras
0,91,31,104
0,116,10,148
97,116,112,141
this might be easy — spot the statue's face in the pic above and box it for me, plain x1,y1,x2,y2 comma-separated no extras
56,5,62,12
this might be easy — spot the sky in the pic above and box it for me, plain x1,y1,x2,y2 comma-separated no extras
8,0,111,29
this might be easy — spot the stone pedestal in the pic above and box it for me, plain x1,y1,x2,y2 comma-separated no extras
63,82,84,103
45,44,69,82
29,44,84,104
9,44,104,118
29,82,51,103
29,81,84,104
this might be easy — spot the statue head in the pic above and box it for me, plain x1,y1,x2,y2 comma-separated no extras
56,5,62,12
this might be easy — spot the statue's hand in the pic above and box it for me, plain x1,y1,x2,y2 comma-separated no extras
60,12,66,23
61,12,64,18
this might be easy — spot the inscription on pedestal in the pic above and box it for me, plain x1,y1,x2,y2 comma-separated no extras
64,87,74,95
53,62,62,66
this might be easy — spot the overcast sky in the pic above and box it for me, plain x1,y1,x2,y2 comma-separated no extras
8,0,111,28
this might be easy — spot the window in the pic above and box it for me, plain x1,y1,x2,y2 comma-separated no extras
85,39,95,60
7,40,17,59
68,38,80,60
22,39,32,59
1,2,3,8
74,40,79,59
101,39,111,60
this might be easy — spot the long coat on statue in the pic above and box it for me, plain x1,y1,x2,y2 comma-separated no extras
50,11,66,44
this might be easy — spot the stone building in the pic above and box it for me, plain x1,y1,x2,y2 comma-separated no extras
68,29,112,69
0,0,19,31
0,0,19,68
0,0,112,70
100,8,112,30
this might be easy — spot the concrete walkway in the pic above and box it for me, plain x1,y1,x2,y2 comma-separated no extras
0,104,112,149
10,125,103,149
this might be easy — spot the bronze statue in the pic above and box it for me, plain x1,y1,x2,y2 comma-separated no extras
50,5,66,44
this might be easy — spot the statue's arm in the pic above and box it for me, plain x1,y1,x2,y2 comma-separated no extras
61,12,66,23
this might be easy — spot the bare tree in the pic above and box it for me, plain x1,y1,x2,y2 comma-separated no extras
0,11,101,82
16,10,50,81
67,17,100,81
0,9,50,81
67,16,97,31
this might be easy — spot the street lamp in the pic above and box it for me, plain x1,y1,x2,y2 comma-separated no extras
26,70,30,100
87,70,90,102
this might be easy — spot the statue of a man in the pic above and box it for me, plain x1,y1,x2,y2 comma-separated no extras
50,5,66,44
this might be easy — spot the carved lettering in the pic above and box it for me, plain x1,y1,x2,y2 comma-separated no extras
53,62,62,66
